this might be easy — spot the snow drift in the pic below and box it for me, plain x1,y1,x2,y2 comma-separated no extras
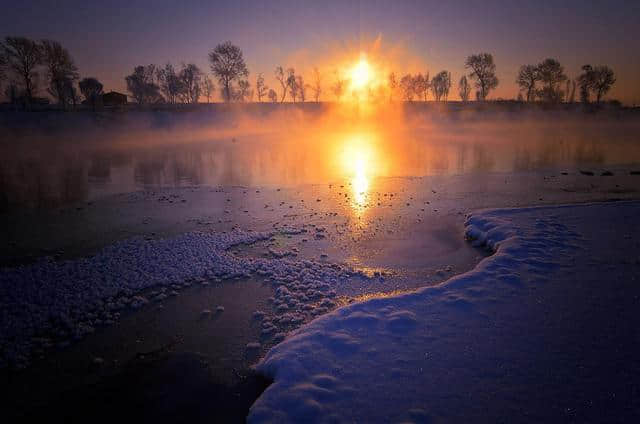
249,201,640,423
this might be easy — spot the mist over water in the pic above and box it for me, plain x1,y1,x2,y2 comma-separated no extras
1,104,639,211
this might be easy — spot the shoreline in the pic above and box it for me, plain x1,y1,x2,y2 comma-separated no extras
249,200,640,422
3,181,640,421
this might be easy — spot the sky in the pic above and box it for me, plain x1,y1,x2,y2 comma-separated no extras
2,0,639,103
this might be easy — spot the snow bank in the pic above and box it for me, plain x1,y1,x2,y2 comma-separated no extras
0,228,368,368
249,202,640,423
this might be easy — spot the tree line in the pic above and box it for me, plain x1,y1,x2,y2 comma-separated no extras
0,37,103,108
0,36,618,107
515,59,615,104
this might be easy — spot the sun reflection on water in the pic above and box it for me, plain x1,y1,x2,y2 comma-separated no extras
340,133,377,215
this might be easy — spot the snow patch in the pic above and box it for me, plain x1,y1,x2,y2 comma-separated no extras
247,203,609,423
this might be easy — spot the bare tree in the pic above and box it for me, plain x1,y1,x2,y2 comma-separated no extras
275,66,288,102
422,72,430,101
285,68,297,102
296,75,307,102
64,78,79,108
157,63,183,104
515,64,540,102
388,72,397,102
267,88,277,103
179,63,202,104
445,72,452,100
41,40,79,108
591,66,616,103
413,73,427,102
578,65,594,104
208,41,248,102
431,71,451,101
465,53,498,100
79,77,103,110
458,75,471,102
399,74,415,101
1,37,42,102
311,67,322,102
203,75,214,103
332,72,346,101
237,79,252,102
256,73,268,102
537,58,566,103
126,65,162,104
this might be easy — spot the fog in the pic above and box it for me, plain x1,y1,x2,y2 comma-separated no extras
1,104,639,211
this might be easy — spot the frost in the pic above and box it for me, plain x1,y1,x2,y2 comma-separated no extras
248,202,635,423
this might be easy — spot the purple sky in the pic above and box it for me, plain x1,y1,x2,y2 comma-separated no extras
3,0,639,103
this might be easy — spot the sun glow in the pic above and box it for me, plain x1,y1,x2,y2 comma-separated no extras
349,56,373,90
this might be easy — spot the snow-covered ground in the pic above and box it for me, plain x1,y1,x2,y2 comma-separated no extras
249,201,640,423
0,227,375,369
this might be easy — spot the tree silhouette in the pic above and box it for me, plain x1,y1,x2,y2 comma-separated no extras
236,79,252,102
592,66,615,103
179,63,202,104
431,71,451,101
1,37,42,103
208,41,248,102
79,77,103,111
413,73,429,102
311,67,322,102
458,75,471,102
445,72,452,100
516,64,539,102
537,58,566,103
267,88,277,103
275,66,287,102
332,72,346,101
577,65,594,104
157,63,183,104
388,72,397,102
202,75,214,103
286,68,297,102
400,74,415,101
126,65,162,104
296,75,307,102
465,53,498,100
64,78,79,107
41,40,79,108
256,73,268,102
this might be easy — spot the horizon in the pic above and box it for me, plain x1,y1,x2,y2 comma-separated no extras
3,3,640,423
1,0,639,104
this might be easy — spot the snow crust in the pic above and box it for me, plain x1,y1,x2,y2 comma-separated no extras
0,229,367,368
249,202,639,423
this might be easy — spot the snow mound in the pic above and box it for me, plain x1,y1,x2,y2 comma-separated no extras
249,202,640,423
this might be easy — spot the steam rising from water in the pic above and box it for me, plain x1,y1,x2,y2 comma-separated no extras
1,103,639,210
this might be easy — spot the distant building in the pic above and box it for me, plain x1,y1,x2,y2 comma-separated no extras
102,91,127,106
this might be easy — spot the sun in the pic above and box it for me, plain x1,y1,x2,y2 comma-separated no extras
349,56,373,90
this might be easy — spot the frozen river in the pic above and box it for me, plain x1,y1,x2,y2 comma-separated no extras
2,105,640,422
